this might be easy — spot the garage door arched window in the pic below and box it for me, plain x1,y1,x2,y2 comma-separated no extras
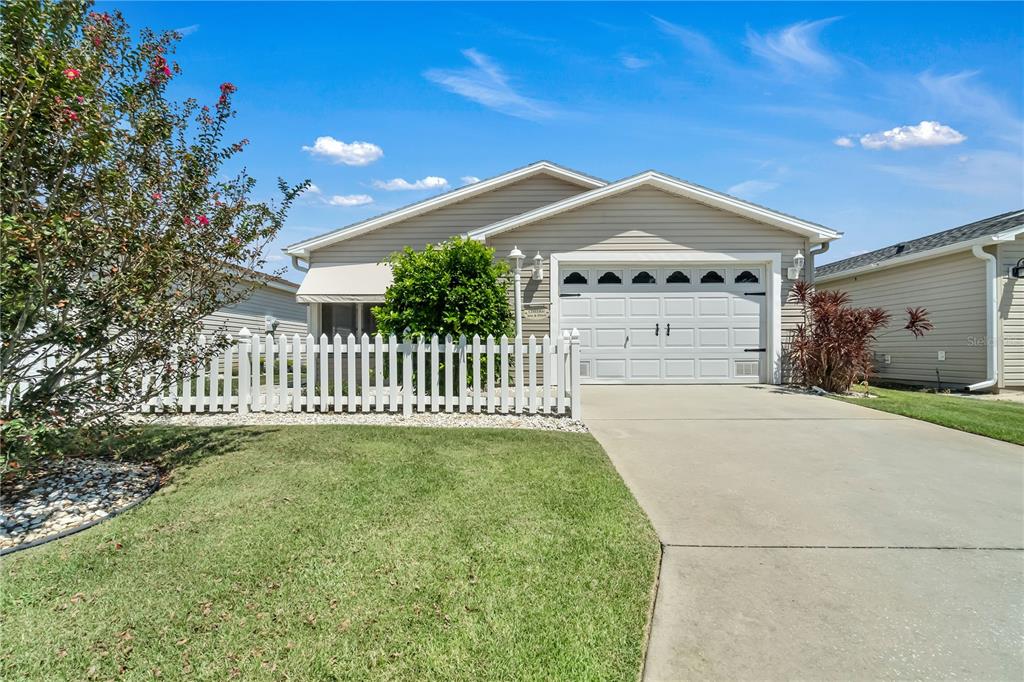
734,270,759,284
598,271,623,285
631,271,657,284
700,270,725,284
563,271,588,285
666,270,690,284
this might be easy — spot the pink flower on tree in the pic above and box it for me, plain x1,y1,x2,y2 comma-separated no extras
218,82,237,105
151,192,162,200
197,215,210,226
63,68,81,80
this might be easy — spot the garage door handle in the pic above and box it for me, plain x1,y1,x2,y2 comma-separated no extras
655,323,659,336
666,323,670,336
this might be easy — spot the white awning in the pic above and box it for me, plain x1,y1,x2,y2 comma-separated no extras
295,263,391,303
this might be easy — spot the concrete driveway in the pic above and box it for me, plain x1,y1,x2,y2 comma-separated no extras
584,385,1024,681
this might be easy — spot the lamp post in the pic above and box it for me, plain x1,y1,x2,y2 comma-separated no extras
509,246,524,337
788,249,805,280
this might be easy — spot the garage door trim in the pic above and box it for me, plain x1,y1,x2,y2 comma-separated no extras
549,251,783,384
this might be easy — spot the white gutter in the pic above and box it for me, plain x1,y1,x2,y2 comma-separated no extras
291,255,309,273
967,245,999,392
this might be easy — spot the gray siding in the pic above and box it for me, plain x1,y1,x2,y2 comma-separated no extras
202,285,306,337
999,237,1023,387
485,186,809,341
823,251,987,387
309,174,587,268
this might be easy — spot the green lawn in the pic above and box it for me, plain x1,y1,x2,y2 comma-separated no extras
839,386,1024,445
1,426,659,680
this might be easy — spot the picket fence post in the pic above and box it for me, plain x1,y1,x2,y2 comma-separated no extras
237,328,251,415
402,336,413,417
570,329,582,420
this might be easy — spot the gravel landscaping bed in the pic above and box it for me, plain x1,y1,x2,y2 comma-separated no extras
1,459,159,553
150,410,589,432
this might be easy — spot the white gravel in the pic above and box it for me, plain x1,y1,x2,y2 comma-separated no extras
1,459,158,552
147,410,588,432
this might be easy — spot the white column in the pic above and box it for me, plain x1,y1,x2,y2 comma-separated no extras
513,266,523,338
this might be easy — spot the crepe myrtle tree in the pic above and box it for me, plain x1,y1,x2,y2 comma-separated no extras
0,0,307,470
373,237,514,340
788,281,932,394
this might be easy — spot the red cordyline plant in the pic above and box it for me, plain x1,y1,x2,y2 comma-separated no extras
787,281,932,394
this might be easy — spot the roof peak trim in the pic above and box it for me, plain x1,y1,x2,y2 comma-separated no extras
468,169,841,243
284,161,605,257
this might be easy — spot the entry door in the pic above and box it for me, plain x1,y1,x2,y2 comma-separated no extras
558,264,767,384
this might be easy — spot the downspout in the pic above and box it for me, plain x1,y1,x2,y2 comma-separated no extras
291,254,309,272
967,245,999,392
808,242,829,283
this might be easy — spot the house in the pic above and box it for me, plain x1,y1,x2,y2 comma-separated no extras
815,210,1024,391
285,161,841,384
201,272,307,337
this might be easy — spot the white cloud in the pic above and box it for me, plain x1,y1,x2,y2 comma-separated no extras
461,176,481,185
873,150,1022,197
424,49,558,120
301,137,383,166
620,53,653,70
918,70,1022,143
652,16,722,63
371,176,449,191
727,180,780,199
303,183,321,195
325,194,373,207
175,24,200,37
833,136,855,148
746,17,841,74
859,121,966,150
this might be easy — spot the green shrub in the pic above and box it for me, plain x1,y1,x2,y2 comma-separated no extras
373,237,513,340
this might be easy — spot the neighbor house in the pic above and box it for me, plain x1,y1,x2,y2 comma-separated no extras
285,161,841,385
201,272,307,337
815,210,1023,392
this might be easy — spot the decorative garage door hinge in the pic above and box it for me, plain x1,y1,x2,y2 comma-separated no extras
744,348,767,352
744,292,766,296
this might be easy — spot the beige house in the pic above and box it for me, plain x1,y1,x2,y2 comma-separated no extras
285,161,841,385
816,210,1023,391
201,273,307,337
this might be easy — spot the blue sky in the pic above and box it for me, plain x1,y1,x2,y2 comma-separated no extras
105,2,1023,277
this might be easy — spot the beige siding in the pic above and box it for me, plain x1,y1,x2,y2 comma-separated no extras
309,174,587,268
999,237,1023,387
202,285,306,337
824,251,987,387
485,186,809,341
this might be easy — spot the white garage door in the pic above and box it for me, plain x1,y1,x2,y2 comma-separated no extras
558,264,767,384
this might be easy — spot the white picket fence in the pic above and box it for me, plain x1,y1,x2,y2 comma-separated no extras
142,329,583,418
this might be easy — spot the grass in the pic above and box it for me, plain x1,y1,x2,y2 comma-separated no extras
1,425,659,681
839,386,1024,445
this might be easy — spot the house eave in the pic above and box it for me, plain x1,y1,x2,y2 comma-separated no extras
815,227,1024,283
283,161,606,259
468,171,842,244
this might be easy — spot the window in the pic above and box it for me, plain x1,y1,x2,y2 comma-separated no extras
734,270,759,284
563,271,588,285
666,270,690,284
631,270,656,284
700,270,725,284
598,271,622,284
320,303,378,338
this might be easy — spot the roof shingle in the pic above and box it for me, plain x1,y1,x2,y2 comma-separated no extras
815,209,1024,278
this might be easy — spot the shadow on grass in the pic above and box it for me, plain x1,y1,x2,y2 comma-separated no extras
98,425,276,475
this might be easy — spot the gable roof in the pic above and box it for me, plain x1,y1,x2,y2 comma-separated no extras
467,170,842,243
816,209,1024,281
284,161,605,258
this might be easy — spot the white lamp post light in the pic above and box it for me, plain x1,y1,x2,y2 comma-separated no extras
509,246,524,337
532,252,544,281
788,249,805,280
